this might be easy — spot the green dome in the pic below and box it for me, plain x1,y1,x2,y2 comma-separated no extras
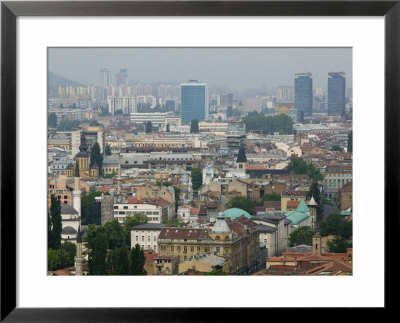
223,208,251,219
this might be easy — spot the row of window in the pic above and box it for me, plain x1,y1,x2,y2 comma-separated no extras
159,245,229,254
136,235,157,242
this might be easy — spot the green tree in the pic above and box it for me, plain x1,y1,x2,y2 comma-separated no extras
289,226,315,247
166,124,170,132
82,191,102,225
261,191,281,202
226,196,257,215
108,247,130,275
48,112,57,128
327,236,352,253
242,113,293,135
49,194,62,250
319,213,353,239
104,219,128,250
347,131,353,153
287,157,309,174
103,169,117,179
331,145,343,152
191,168,203,191
287,157,323,182
88,232,108,275
123,214,148,246
190,119,199,133
90,142,103,174
57,241,77,269
165,216,185,227
145,121,152,133
206,269,228,275
130,244,147,275
48,249,61,271
105,144,112,156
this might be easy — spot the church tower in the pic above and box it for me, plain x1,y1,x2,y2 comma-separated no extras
75,132,90,179
74,226,84,276
308,195,317,230
236,145,247,171
312,233,322,255
73,161,81,217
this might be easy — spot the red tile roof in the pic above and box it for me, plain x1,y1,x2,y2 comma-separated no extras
287,200,300,209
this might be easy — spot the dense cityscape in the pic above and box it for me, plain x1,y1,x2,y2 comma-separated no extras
47,50,353,276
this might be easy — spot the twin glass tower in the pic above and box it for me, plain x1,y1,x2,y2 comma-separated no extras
180,80,208,123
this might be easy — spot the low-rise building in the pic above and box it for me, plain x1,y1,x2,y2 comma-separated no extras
131,223,165,251
157,213,260,274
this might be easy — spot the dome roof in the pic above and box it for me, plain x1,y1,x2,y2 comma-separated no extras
62,226,77,235
223,208,251,219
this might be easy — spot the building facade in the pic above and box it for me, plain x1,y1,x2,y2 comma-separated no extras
180,80,208,123
295,72,313,118
328,72,346,116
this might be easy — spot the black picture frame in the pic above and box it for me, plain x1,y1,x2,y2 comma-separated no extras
1,0,398,321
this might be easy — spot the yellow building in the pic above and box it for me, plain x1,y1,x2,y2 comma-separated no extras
275,102,295,116
281,190,308,211
157,214,260,275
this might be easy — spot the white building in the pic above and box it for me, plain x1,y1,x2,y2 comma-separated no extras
108,97,137,115
130,112,174,127
113,201,168,224
131,223,165,251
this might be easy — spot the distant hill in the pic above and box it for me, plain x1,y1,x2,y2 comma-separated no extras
48,71,85,98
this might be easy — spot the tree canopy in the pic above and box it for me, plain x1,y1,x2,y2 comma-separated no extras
48,113,57,128
242,112,294,135
130,244,147,275
327,236,352,253
287,157,323,181
49,194,62,250
331,145,343,152
82,191,102,225
145,121,152,133
90,142,103,173
289,226,315,247
105,144,111,156
319,213,352,239
261,191,281,202
347,131,353,153
226,196,256,215
190,119,199,133
191,168,202,192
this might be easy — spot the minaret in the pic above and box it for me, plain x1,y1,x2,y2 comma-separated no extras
116,159,122,193
73,161,81,217
74,226,84,276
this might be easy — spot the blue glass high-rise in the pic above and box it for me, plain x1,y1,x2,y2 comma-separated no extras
180,80,208,123
328,72,346,116
295,73,313,119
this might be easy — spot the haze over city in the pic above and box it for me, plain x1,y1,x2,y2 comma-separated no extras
49,47,352,91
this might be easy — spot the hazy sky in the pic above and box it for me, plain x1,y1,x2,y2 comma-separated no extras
48,47,352,91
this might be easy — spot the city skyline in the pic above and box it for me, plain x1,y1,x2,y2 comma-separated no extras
48,48,352,91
